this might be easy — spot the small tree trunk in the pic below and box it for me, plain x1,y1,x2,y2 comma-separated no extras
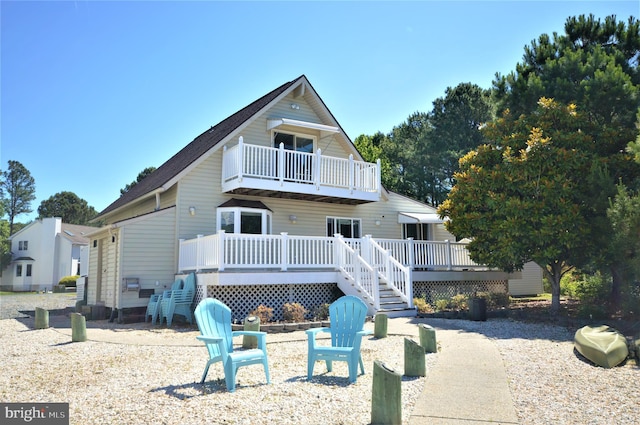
610,265,623,315
544,262,562,315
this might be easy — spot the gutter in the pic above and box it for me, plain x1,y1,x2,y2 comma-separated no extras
90,187,167,224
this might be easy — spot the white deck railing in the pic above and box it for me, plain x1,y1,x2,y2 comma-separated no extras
179,233,482,273
334,236,380,309
364,236,413,307
222,137,381,194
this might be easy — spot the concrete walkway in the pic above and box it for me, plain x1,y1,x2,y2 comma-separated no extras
407,324,519,424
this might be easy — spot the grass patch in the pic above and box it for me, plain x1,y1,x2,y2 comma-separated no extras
511,293,552,302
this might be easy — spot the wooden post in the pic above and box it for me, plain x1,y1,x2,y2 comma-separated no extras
71,312,87,342
373,313,388,338
371,360,402,425
404,338,426,377
419,324,437,353
35,307,49,329
242,316,260,349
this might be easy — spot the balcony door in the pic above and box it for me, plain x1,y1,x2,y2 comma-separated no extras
273,131,315,182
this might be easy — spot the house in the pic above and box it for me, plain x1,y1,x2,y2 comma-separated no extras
85,75,517,322
1,217,93,292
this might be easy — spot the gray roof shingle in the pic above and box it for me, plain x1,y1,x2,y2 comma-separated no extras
97,76,303,218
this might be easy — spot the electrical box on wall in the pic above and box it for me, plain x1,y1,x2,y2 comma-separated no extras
122,277,140,293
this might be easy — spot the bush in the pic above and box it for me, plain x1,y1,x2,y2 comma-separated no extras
250,305,274,323
481,292,510,309
413,297,434,313
282,302,307,322
313,303,330,321
59,275,80,288
434,298,450,312
451,294,468,311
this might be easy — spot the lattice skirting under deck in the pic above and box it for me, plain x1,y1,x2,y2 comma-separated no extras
195,283,339,322
413,280,508,304
194,279,508,321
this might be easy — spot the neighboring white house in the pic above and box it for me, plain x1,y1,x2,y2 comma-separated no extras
85,75,519,321
1,217,94,291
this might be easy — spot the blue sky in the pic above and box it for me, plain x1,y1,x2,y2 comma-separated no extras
2,1,638,223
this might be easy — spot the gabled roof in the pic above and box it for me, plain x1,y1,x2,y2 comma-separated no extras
60,223,95,245
96,75,323,220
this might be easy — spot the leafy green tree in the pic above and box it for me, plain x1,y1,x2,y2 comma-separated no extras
426,83,494,205
439,98,621,314
37,191,98,225
606,184,640,314
120,166,156,195
472,14,640,313
354,132,397,190
0,160,36,235
356,84,492,207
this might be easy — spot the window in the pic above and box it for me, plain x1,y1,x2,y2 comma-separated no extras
16,265,22,277
217,207,272,235
402,223,430,241
18,241,28,251
26,264,32,277
273,131,316,181
273,132,314,153
326,217,361,239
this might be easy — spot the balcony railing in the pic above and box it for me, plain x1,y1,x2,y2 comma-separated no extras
178,232,483,273
221,137,381,201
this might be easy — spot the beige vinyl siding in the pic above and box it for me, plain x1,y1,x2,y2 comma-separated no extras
508,261,544,296
232,94,353,161
101,185,178,225
102,230,120,309
176,154,220,240
118,208,177,309
86,234,101,305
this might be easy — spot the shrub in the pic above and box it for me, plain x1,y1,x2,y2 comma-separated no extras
59,275,80,288
451,293,468,311
313,303,330,321
482,292,510,309
250,305,274,323
413,297,434,313
434,298,450,312
282,302,307,322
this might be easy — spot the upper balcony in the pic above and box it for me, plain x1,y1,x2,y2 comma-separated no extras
221,137,381,204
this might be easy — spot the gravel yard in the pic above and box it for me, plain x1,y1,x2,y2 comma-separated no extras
1,292,638,424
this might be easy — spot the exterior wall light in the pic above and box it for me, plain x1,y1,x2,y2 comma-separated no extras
189,206,196,216
289,215,297,224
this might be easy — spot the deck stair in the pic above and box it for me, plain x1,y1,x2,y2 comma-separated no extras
377,281,416,318
336,270,416,318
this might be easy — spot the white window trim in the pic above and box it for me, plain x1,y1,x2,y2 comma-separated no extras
216,207,272,234
326,216,362,238
271,129,317,152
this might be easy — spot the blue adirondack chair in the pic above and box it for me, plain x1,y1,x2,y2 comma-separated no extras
160,273,196,327
145,278,183,325
194,298,270,392
306,295,372,383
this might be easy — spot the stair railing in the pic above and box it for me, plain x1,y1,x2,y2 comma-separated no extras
334,234,380,310
365,236,413,308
